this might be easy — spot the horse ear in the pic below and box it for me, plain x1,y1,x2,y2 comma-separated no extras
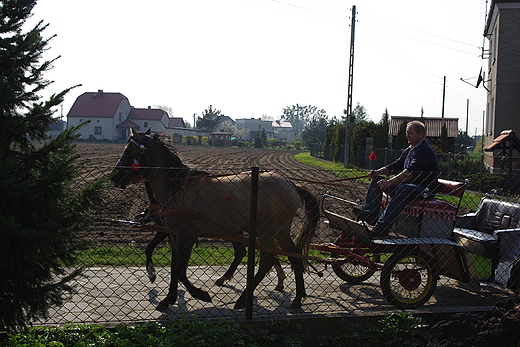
145,127,151,135
130,126,137,138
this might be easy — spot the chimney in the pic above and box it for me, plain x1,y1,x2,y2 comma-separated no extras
148,106,151,109
98,89,103,96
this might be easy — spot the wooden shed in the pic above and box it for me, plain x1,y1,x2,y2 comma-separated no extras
389,116,459,150
210,131,234,146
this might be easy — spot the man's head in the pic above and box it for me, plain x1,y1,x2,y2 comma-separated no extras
406,121,426,146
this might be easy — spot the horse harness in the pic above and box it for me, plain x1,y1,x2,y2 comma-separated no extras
125,134,233,237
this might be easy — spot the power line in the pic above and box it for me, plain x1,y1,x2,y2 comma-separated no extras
360,10,482,50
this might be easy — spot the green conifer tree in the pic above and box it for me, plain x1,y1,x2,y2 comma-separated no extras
0,0,106,330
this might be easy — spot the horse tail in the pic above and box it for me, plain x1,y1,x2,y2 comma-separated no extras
295,186,319,256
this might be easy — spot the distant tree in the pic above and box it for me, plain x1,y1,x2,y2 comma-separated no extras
351,120,377,165
220,120,248,140
153,105,174,116
325,123,346,162
454,130,474,151
440,124,449,152
394,119,409,149
300,110,330,146
196,105,222,132
352,102,369,123
261,114,274,121
254,129,268,148
281,104,325,132
372,108,390,149
0,1,106,331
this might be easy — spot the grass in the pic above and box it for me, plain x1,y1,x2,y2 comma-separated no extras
75,244,329,267
294,152,371,183
294,151,483,212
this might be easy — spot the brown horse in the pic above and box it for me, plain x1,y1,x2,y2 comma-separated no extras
138,181,287,290
112,128,319,310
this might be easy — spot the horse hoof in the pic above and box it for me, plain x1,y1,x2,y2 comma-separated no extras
274,285,284,293
193,291,212,303
234,297,246,310
215,276,231,286
288,301,302,310
156,301,169,311
149,274,156,283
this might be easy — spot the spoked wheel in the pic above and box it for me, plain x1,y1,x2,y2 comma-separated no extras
330,236,379,284
331,254,378,284
380,249,438,308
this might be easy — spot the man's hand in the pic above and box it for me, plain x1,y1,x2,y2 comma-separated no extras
377,179,392,190
368,167,388,178
368,169,380,178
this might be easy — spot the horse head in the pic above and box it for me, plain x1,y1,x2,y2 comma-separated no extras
112,127,187,189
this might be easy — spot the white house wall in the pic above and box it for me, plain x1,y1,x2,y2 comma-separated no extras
68,117,116,141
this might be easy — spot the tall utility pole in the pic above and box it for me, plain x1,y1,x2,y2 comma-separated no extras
441,76,446,118
466,99,469,135
343,5,356,167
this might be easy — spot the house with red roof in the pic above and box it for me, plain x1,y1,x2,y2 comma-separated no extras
67,90,181,141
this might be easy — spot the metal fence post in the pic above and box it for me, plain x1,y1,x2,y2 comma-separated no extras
245,166,259,320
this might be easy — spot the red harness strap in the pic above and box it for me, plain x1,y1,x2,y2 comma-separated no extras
155,174,207,217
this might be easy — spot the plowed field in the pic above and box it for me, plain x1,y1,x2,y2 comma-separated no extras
75,142,358,247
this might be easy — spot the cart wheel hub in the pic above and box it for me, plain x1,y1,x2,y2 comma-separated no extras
398,269,421,290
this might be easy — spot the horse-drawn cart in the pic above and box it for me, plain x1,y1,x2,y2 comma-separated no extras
112,129,517,312
318,191,480,309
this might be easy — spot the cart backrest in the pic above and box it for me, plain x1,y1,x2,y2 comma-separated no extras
474,198,520,233
436,179,467,198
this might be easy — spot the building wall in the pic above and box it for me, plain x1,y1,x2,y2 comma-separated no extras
130,113,169,133
235,118,273,142
68,117,115,141
68,98,133,141
273,127,296,142
484,4,520,170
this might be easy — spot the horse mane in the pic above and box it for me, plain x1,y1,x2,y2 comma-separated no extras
152,133,212,177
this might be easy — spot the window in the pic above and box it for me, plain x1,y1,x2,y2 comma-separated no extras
144,122,148,128
94,127,102,135
119,112,122,121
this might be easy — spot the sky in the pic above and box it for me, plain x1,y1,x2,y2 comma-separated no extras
29,0,490,136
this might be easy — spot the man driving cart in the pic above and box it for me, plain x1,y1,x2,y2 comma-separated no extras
356,120,439,237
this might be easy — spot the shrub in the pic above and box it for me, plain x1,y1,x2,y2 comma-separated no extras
184,136,197,145
237,141,244,148
294,141,302,150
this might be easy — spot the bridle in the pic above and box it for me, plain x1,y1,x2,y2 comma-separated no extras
118,134,155,172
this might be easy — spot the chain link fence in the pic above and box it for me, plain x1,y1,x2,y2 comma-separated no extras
35,165,519,326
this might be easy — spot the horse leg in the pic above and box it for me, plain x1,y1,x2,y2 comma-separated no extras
234,251,277,310
145,232,167,283
156,255,179,311
273,259,286,292
215,241,247,286
179,272,212,303
284,243,306,309
157,233,210,311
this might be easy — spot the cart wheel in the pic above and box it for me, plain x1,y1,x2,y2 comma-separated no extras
380,249,438,308
330,239,378,284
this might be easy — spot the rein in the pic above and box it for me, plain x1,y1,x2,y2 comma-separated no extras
287,174,369,187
